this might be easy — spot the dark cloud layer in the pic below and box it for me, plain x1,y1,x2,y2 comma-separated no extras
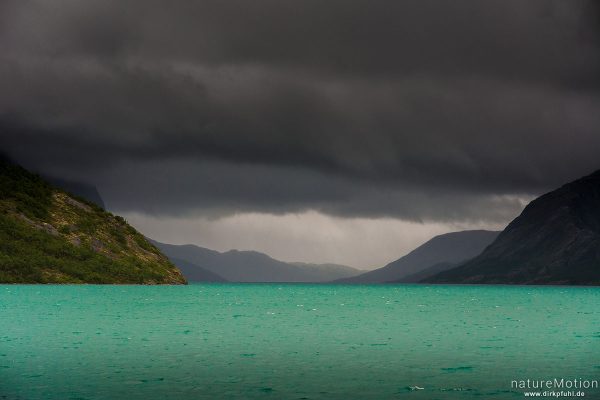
1,0,599,222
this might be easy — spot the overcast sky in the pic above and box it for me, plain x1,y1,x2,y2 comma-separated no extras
1,1,599,267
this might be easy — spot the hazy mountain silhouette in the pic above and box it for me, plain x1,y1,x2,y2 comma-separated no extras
393,262,457,283
426,170,600,285
151,240,361,282
169,257,228,282
335,230,500,283
289,262,364,282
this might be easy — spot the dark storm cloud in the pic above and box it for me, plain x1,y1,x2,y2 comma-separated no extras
89,159,527,223
1,0,599,221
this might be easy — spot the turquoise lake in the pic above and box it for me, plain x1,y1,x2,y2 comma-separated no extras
1,284,599,399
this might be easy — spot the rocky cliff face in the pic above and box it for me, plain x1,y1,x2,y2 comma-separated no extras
0,159,186,284
426,170,600,285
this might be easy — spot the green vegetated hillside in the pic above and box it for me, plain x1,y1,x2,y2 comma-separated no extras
0,159,186,284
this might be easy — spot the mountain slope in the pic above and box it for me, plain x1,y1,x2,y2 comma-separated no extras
336,230,500,283
426,170,600,285
151,240,361,282
393,262,456,283
0,159,186,284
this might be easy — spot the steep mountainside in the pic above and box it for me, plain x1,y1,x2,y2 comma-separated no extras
336,230,500,283
0,159,186,284
426,171,600,285
152,240,361,282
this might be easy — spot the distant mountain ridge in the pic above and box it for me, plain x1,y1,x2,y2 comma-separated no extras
426,170,600,285
289,262,363,281
151,240,361,282
170,257,228,282
336,230,500,283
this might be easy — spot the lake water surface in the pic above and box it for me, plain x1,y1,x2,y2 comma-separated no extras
1,284,599,399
